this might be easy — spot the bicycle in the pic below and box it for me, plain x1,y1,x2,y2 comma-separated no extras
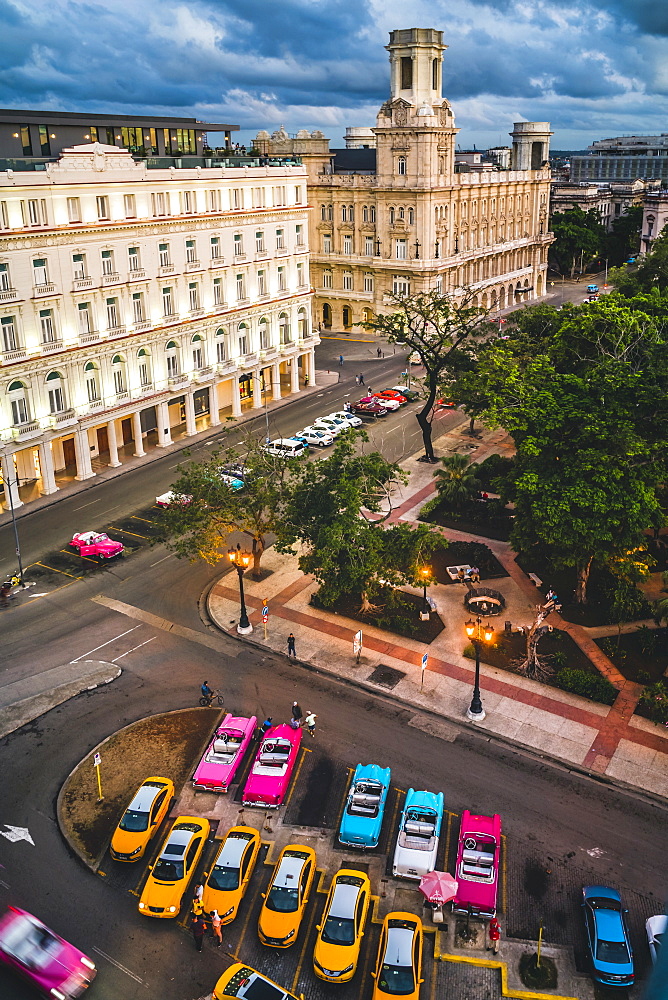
199,690,224,707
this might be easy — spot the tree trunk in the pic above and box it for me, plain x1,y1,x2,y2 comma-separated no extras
251,535,264,579
417,409,435,462
574,556,593,604
468,415,476,435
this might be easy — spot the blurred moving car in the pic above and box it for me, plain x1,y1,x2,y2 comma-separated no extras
587,284,599,293
202,826,261,923
313,868,371,981
155,491,193,508
0,906,96,998
392,788,444,880
192,714,257,793
138,816,210,918
70,531,124,559
408,352,422,365
242,724,302,807
294,427,335,448
257,844,316,947
646,914,666,965
110,776,174,861
371,912,423,1000
452,810,502,918
582,885,634,987
213,964,303,1000
339,763,391,848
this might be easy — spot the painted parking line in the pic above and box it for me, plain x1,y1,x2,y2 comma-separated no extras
283,746,311,810
32,561,83,580
334,767,353,834
233,843,272,959
59,548,100,565
443,811,454,873
291,867,327,993
130,515,156,524
107,525,150,539
500,834,507,916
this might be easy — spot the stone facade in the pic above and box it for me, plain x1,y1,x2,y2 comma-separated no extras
256,28,553,333
550,179,650,231
0,143,317,509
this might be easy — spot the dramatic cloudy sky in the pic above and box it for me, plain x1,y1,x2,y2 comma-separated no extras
1,0,667,150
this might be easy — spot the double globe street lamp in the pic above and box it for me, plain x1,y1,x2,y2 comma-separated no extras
464,616,494,722
228,543,253,635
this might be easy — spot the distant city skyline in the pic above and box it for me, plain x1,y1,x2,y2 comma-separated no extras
1,0,666,151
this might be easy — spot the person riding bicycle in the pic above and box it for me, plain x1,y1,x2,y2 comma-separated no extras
201,680,214,701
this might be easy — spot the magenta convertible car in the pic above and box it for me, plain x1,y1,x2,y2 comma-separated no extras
70,530,124,559
192,714,257,792
0,906,96,997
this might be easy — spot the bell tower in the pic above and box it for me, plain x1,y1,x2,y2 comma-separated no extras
386,28,446,109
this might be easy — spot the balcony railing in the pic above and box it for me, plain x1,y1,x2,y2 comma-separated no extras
2,347,26,361
158,264,175,276
102,272,122,285
80,331,100,344
127,268,146,281
33,283,56,296
168,374,189,387
115,391,130,401
72,277,93,291
52,408,77,424
133,320,152,330
209,257,225,269
185,259,202,271
88,399,104,410
12,420,40,439
42,339,64,352
0,287,19,302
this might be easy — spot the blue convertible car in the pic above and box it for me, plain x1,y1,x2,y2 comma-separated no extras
582,886,634,987
338,764,391,848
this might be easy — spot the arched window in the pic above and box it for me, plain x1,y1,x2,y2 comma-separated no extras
137,348,152,388
327,204,333,221
389,207,395,225
111,354,127,395
259,317,270,350
297,307,308,339
84,360,101,402
397,156,406,175
370,206,376,223
348,205,354,222
215,327,227,364
408,208,414,225
165,340,179,379
238,322,249,356
279,312,291,345
363,206,369,223
8,379,29,425
191,333,205,370
399,207,405,220
341,205,347,222
322,303,332,328
342,306,351,328
46,370,66,413
320,204,327,220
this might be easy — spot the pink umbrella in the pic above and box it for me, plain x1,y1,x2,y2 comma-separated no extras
419,870,458,905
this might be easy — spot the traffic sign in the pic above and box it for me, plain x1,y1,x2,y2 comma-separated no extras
353,629,363,660
421,653,428,691
262,605,268,622
93,752,101,767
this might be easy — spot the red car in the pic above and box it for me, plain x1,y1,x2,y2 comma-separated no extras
452,810,502,918
242,723,302,808
0,906,96,998
351,400,388,418
374,390,408,405
70,530,124,559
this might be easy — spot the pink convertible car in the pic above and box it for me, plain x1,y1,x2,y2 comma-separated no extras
192,714,257,792
0,906,96,997
70,530,124,559
452,810,502,918
242,723,302,808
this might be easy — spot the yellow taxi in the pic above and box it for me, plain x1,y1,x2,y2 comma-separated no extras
202,826,261,923
372,912,423,1000
214,963,302,1000
313,868,371,981
258,844,316,947
110,776,174,862
137,816,209,918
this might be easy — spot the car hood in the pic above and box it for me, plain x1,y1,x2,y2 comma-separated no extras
141,877,185,910
111,827,146,855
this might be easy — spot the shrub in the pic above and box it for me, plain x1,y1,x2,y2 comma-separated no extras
463,643,476,658
639,680,668,724
550,650,569,670
553,668,617,705
474,453,515,493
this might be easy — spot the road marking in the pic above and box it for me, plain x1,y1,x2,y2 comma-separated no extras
108,525,149,539
443,812,454,874
0,825,34,845
0,880,10,890
131,515,155,524
71,625,143,662
72,499,101,510
33,561,82,579
291,870,325,993
98,505,122,515
112,636,157,662
91,948,144,984
149,553,174,568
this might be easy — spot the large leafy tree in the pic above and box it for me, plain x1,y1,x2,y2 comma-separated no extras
610,228,668,296
278,435,439,610
603,205,643,266
366,289,487,462
475,297,668,603
549,206,605,277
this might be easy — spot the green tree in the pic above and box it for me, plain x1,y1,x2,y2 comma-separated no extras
603,205,643,266
549,207,606,277
433,453,480,508
610,228,668,295
366,289,487,462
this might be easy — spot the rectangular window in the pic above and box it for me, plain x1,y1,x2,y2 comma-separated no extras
253,187,265,209
236,274,245,300
238,332,248,355
257,270,266,296
395,239,407,260
48,386,64,413
123,194,136,218
67,197,81,223
193,345,203,369
343,271,353,290
96,195,109,220
234,234,243,256
364,272,374,292
322,270,332,289
33,258,48,286
213,277,222,305
158,243,170,267
11,397,28,425
295,185,302,204
128,247,140,271
0,202,8,229
323,234,332,254
86,376,99,402
188,282,200,311
185,239,197,263
256,231,265,252
167,353,178,378
277,266,286,291
1,316,17,351
401,56,413,90
77,302,92,334
208,189,222,212
232,188,241,210
343,235,352,254
88,126,99,142
27,200,47,226
113,369,125,394
182,190,195,214
132,292,144,323
20,125,32,156
139,362,150,387
0,263,11,291
152,192,168,217
106,127,116,146
297,262,304,286
276,228,285,249
40,308,55,343
216,338,226,363
106,297,119,329
210,236,221,259
393,276,410,295
295,224,304,246
162,287,173,316
365,237,375,256
101,249,113,275
38,125,51,157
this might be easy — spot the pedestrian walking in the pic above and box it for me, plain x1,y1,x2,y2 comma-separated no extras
355,375,360,385
261,716,273,734
287,633,296,658
211,910,223,947
339,354,344,366
487,917,501,954
359,373,365,385
304,711,317,737
304,373,309,386
377,347,382,358
291,700,303,724
191,915,206,952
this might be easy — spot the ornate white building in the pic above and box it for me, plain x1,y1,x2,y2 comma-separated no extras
256,28,554,333
0,143,316,509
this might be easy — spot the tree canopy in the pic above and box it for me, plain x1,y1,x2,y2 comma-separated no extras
609,228,668,296
549,206,606,277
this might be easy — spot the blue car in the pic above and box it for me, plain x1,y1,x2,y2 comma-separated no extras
582,886,634,987
392,788,444,879
338,764,391,848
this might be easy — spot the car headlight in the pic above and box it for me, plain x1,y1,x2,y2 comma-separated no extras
138,902,146,909
284,929,295,941
80,957,96,970
223,906,235,917
129,846,142,857
168,906,177,913
340,965,354,975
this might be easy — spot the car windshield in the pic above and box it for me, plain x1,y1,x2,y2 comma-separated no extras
596,939,630,964
119,808,149,832
0,917,63,971
266,885,299,912
322,916,355,945
378,964,415,995
152,858,184,882
209,864,240,891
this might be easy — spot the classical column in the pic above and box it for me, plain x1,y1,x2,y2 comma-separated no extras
74,427,95,481
272,362,282,401
209,384,221,427
107,419,121,468
184,391,197,437
231,378,242,418
132,410,146,457
290,356,301,393
38,441,59,495
252,369,262,409
156,401,173,447
1,453,23,510
307,350,316,385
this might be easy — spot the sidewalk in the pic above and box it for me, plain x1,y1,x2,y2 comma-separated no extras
207,422,668,804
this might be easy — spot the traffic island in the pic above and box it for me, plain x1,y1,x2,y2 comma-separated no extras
519,953,558,989
57,707,222,869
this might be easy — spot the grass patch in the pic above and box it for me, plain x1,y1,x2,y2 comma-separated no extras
59,708,221,866
519,953,558,990
311,586,445,643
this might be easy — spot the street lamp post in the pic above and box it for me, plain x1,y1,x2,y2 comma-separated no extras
2,473,26,585
464,616,494,722
420,566,431,615
228,543,253,634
